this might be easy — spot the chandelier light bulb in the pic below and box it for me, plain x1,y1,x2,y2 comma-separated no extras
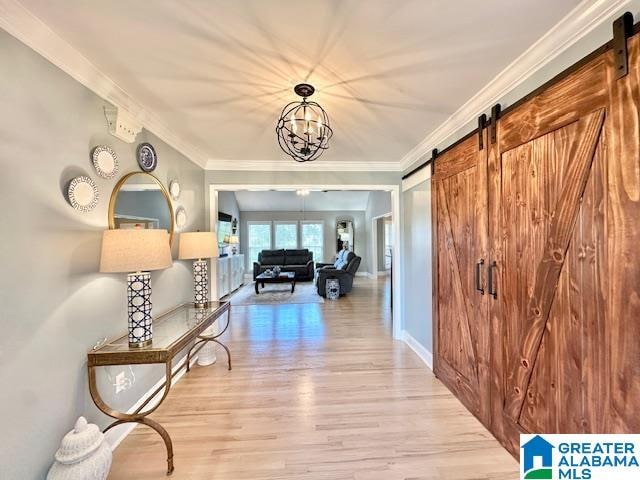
290,111,297,133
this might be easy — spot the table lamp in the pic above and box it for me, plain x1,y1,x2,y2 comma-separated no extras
178,232,219,308
100,229,172,348
228,234,239,255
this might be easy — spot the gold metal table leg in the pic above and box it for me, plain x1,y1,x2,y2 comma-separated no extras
104,416,174,475
88,362,175,475
186,307,232,371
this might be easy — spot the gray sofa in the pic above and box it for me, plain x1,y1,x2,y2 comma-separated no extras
316,250,361,297
253,249,314,281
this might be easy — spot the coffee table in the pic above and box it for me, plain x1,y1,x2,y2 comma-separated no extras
255,271,296,294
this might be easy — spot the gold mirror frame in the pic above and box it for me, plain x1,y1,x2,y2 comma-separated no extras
108,171,175,245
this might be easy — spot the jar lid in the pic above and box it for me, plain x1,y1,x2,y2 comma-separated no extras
54,417,105,464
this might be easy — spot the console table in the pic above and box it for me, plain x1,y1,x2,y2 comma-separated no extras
87,301,231,475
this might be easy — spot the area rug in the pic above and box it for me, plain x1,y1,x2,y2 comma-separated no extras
230,281,324,306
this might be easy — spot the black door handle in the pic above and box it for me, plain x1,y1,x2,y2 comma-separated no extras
475,259,485,295
488,261,498,299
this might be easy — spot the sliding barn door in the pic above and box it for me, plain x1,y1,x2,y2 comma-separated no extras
433,134,490,427
488,36,640,456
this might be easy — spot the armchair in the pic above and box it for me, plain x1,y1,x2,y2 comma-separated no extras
316,251,361,297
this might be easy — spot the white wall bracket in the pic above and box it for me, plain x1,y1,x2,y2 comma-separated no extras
104,106,143,143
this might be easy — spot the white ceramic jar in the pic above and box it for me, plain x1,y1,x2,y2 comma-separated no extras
47,417,112,480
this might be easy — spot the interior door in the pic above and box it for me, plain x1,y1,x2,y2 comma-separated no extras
486,46,632,456
433,134,490,427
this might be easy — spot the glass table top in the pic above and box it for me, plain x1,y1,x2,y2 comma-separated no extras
91,302,228,357
255,272,295,280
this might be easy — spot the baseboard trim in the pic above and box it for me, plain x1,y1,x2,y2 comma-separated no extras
401,330,433,370
104,354,199,451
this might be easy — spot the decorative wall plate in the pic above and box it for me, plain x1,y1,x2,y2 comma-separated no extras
136,143,158,172
169,179,180,200
175,206,187,228
68,176,99,212
91,145,119,179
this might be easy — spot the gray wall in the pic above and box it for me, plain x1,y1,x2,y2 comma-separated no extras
218,191,240,224
0,30,205,479
402,179,432,352
240,210,367,271
364,191,392,276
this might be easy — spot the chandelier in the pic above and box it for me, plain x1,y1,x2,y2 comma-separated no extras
276,83,333,162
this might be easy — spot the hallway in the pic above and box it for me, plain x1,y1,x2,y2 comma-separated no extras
110,278,516,479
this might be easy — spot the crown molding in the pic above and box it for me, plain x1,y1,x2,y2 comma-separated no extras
0,0,210,168
399,0,633,171
205,158,401,172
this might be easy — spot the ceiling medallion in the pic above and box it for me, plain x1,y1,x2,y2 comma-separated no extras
276,83,333,162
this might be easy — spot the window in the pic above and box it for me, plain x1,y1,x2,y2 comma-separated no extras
247,222,272,267
301,221,324,263
275,222,298,249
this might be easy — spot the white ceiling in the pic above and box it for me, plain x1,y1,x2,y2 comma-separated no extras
17,0,580,168
233,190,373,211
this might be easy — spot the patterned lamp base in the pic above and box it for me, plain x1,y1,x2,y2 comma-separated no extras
193,259,209,308
127,272,153,348
326,278,340,300
193,259,216,365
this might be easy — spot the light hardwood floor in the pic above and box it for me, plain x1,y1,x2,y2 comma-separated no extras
110,277,517,479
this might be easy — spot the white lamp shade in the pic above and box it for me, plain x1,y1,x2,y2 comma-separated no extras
228,235,239,245
178,232,219,260
100,229,172,273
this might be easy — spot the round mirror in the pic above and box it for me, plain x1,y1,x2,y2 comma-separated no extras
108,172,175,244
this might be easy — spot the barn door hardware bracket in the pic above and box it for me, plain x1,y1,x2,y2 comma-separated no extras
613,12,634,79
430,148,439,174
477,114,487,150
490,104,501,144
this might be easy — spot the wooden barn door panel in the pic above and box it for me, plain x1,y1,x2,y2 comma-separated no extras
487,49,613,457
501,110,605,428
604,34,640,434
433,134,490,426
518,133,608,434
